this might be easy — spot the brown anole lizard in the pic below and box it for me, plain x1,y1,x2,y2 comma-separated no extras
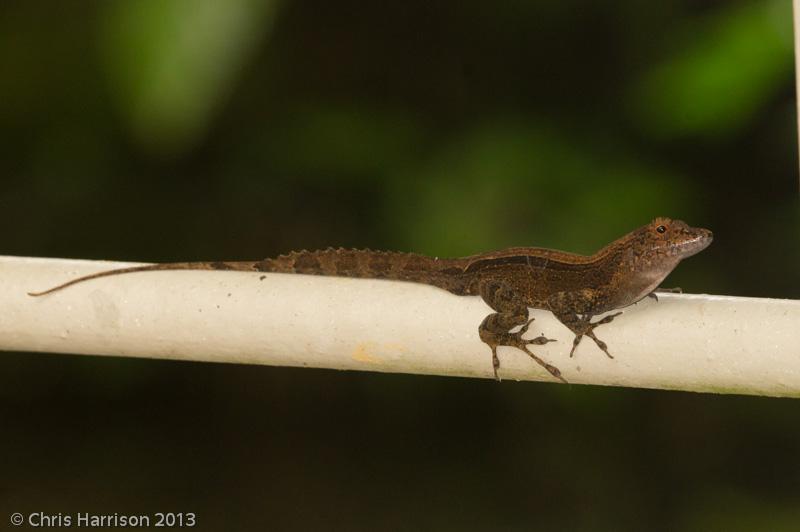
28,217,712,383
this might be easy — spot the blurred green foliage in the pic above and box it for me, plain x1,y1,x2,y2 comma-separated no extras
386,121,690,255
101,0,278,153
1,0,799,530
633,0,794,138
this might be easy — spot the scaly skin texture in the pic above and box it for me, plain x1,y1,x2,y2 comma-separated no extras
28,217,713,383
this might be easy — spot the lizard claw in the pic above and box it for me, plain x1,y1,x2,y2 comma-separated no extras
526,334,556,346
569,334,582,357
491,346,501,382
486,339,564,383
568,312,621,358
519,345,567,383
509,319,555,346
595,312,622,325
516,318,536,336
586,331,613,359
649,287,683,302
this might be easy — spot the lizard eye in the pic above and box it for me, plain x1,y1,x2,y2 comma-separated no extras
656,225,667,234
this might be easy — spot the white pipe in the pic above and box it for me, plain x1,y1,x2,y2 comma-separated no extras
3,256,799,397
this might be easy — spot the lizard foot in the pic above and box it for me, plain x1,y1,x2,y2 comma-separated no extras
568,312,622,359
647,287,683,302
512,318,557,346
481,319,563,383
485,336,562,383
478,280,564,383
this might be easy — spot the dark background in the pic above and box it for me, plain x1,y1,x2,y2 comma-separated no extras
2,0,800,530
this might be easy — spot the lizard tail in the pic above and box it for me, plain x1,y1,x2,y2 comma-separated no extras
28,248,471,297
255,248,469,292
27,261,260,296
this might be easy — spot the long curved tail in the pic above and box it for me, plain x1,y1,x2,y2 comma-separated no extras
27,262,260,296
28,249,471,297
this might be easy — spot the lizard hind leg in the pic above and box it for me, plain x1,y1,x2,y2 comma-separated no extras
477,280,564,383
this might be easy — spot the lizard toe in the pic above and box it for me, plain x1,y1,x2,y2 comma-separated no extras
525,334,556,346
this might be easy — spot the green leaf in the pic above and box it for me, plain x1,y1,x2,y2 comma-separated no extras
632,0,793,138
101,0,277,154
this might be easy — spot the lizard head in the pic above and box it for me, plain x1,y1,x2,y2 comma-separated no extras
617,216,712,281
642,217,713,261
604,217,712,306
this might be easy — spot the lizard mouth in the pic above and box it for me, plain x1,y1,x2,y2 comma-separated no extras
677,228,713,257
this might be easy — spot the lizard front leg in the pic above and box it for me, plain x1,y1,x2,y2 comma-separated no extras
478,280,563,383
647,286,682,302
555,312,622,358
548,289,621,359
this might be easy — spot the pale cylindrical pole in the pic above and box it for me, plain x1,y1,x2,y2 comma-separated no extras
3,256,800,397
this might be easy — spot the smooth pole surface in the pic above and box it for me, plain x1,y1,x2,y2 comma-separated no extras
3,256,799,397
